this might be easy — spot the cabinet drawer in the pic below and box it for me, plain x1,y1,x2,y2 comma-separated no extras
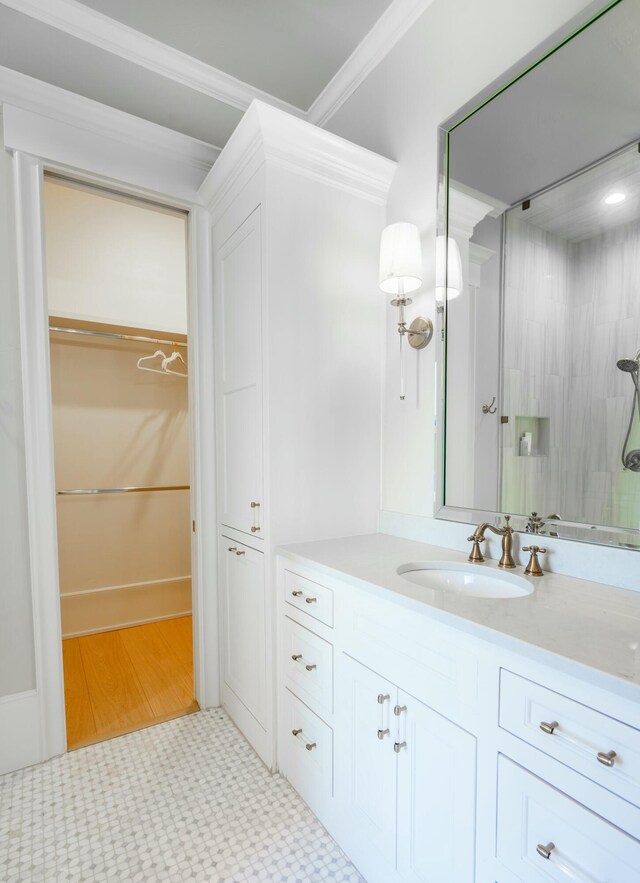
284,570,334,627
497,756,640,882
281,689,333,812
283,616,333,719
500,670,640,807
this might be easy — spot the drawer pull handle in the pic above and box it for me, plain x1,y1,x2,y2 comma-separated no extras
227,547,237,552
235,550,245,556
393,741,407,753
377,728,390,740
291,590,303,597
251,526,261,532
250,502,260,508
292,728,316,751
536,842,555,860
540,720,559,735
305,596,317,604
291,653,317,672
596,750,617,767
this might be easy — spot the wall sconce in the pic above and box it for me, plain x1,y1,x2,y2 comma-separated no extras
435,235,463,310
379,222,433,400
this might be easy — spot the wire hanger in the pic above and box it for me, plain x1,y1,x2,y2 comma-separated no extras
137,349,169,375
162,344,188,378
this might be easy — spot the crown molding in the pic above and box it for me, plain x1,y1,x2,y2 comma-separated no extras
306,0,437,126
448,187,495,240
2,0,305,118
199,100,397,217
0,66,219,200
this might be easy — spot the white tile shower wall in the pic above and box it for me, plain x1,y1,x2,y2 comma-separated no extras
379,510,640,592
501,215,572,518
569,220,640,529
502,214,640,532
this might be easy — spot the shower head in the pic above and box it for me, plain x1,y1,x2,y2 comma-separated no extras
617,358,639,373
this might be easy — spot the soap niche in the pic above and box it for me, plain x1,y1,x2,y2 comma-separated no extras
515,416,549,457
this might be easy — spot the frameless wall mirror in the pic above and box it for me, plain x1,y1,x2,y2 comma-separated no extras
437,0,640,549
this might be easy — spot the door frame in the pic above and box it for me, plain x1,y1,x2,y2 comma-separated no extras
9,139,217,765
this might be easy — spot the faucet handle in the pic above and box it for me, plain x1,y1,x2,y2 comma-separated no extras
523,545,547,577
503,514,513,530
468,534,485,563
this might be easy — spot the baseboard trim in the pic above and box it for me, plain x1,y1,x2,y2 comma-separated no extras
62,610,192,639
61,576,192,638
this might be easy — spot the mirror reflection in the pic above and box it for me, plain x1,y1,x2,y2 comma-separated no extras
442,0,640,541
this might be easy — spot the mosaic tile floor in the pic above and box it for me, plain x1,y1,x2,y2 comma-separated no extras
0,707,364,882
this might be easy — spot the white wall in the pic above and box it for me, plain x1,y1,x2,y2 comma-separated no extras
0,113,36,697
44,177,188,335
325,0,594,518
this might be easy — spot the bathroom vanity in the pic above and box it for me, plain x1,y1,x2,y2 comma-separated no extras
276,534,640,883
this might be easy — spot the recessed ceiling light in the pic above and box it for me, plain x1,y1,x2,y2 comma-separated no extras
604,192,626,205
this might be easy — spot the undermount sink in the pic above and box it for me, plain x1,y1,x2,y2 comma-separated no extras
397,561,534,599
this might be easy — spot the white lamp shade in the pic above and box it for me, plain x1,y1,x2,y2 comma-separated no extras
435,235,463,302
379,222,422,295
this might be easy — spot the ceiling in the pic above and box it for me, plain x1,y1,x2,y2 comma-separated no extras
74,0,392,110
0,0,416,150
513,144,640,243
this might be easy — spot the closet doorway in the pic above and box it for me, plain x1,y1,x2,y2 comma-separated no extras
43,174,198,750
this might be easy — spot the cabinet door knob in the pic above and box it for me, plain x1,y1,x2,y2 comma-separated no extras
539,720,559,735
377,693,390,705
536,842,555,860
377,728,390,740
596,750,617,767
393,741,407,753
393,704,407,717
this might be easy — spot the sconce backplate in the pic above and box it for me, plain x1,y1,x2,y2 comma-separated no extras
407,317,433,349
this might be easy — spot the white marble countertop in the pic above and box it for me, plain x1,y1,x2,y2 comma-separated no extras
278,533,640,703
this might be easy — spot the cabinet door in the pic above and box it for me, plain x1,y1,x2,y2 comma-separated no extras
216,207,263,539
396,690,476,883
335,654,398,868
220,537,266,727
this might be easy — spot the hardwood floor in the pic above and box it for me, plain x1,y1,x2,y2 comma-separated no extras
62,616,199,750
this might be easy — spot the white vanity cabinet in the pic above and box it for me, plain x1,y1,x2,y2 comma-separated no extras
275,545,640,883
336,654,476,883
201,103,395,768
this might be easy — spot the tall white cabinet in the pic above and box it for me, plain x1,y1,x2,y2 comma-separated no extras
200,101,396,767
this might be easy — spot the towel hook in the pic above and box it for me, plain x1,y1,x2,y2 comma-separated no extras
482,396,497,414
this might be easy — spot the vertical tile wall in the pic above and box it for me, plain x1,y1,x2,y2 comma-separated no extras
501,214,640,531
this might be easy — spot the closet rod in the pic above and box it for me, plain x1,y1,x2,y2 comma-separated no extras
56,485,190,496
49,325,188,349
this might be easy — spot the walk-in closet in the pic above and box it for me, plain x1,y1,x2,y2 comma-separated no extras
43,175,197,749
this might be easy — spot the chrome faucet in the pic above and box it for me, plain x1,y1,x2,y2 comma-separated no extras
468,515,516,568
